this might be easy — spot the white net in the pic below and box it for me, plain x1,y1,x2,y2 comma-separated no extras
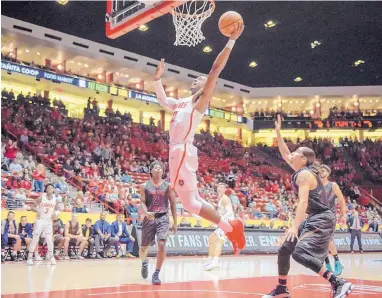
172,0,215,47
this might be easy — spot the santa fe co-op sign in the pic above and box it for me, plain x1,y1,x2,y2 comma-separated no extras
2,61,80,86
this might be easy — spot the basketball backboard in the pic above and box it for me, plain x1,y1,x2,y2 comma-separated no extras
105,0,186,39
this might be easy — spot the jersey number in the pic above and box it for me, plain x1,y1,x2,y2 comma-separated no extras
44,207,50,214
152,195,160,206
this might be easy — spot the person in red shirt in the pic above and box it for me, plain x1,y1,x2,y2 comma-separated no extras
4,140,17,161
32,164,45,193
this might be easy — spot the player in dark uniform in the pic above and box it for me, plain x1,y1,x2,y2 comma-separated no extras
139,161,177,285
262,115,354,298
320,164,346,276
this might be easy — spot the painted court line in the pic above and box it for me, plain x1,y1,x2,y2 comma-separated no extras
87,289,265,296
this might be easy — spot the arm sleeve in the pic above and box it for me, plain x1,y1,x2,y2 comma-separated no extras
154,80,178,111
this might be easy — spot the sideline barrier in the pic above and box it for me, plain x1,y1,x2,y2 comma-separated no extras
135,227,382,256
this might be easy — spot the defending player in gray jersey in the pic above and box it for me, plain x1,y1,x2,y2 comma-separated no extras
262,115,354,298
139,161,177,285
320,164,347,276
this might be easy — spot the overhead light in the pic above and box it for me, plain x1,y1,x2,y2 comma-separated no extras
354,102,359,106
70,61,74,64
310,110,314,115
138,24,149,32
354,60,365,67
264,20,276,28
97,74,103,79
56,0,69,5
259,101,262,104
136,83,140,88
125,74,129,78
294,77,302,82
84,64,89,68
78,62,82,66
37,52,40,56
222,99,226,103
277,103,282,107
57,64,63,70
116,72,119,75
169,92,174,97
203,46,212,53
316,102,320,107
370,100,373,103
300,100,304,103
232,107,236,112
311,40,321,48
249,61,258,68
26,49,29,53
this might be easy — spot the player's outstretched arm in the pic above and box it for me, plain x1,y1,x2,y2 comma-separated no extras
194,22,244,114
154,59,178,111
275,114,293,168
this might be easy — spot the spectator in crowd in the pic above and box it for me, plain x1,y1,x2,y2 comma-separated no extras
23,156,36,170
1,211,22,262
82,218,95,259
111,214,135,258
32,164,46,193
125,197,139,225
369,217,379,233
72,198,88,214
347,210,364,253
18,216,33,251
93,212,115,258
53,214,65,260
62,213,87,260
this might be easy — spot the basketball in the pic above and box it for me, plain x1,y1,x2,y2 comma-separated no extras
218,11,244,37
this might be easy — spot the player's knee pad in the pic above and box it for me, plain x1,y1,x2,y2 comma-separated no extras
277,244,293,276
177,190,202,215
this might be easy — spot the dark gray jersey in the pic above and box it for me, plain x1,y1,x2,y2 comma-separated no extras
292,167,330,216
324,181,337,214
144,180,170,213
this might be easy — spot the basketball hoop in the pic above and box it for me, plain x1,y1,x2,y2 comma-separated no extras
171,0,215,47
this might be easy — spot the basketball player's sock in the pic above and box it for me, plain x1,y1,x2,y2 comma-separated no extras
322,269,338,285
278,277,287,288
155,269,160,274
333,254,339,262
212,257,219,264
325,257,330,264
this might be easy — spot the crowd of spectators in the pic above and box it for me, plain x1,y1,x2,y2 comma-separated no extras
2,91,381,236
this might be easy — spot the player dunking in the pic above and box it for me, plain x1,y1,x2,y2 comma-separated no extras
154,23,245,254
203,182,234,271
262,115,354,298
27,184,59,265
320,164,346,276
139,161,177,285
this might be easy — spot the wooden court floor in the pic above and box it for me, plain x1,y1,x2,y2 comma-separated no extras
2,253,382,298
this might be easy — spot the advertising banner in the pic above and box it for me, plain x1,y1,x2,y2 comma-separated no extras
135,227,382,256
2,60,80,86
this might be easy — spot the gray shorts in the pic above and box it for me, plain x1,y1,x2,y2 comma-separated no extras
293,211,336,262
141,213,170,247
